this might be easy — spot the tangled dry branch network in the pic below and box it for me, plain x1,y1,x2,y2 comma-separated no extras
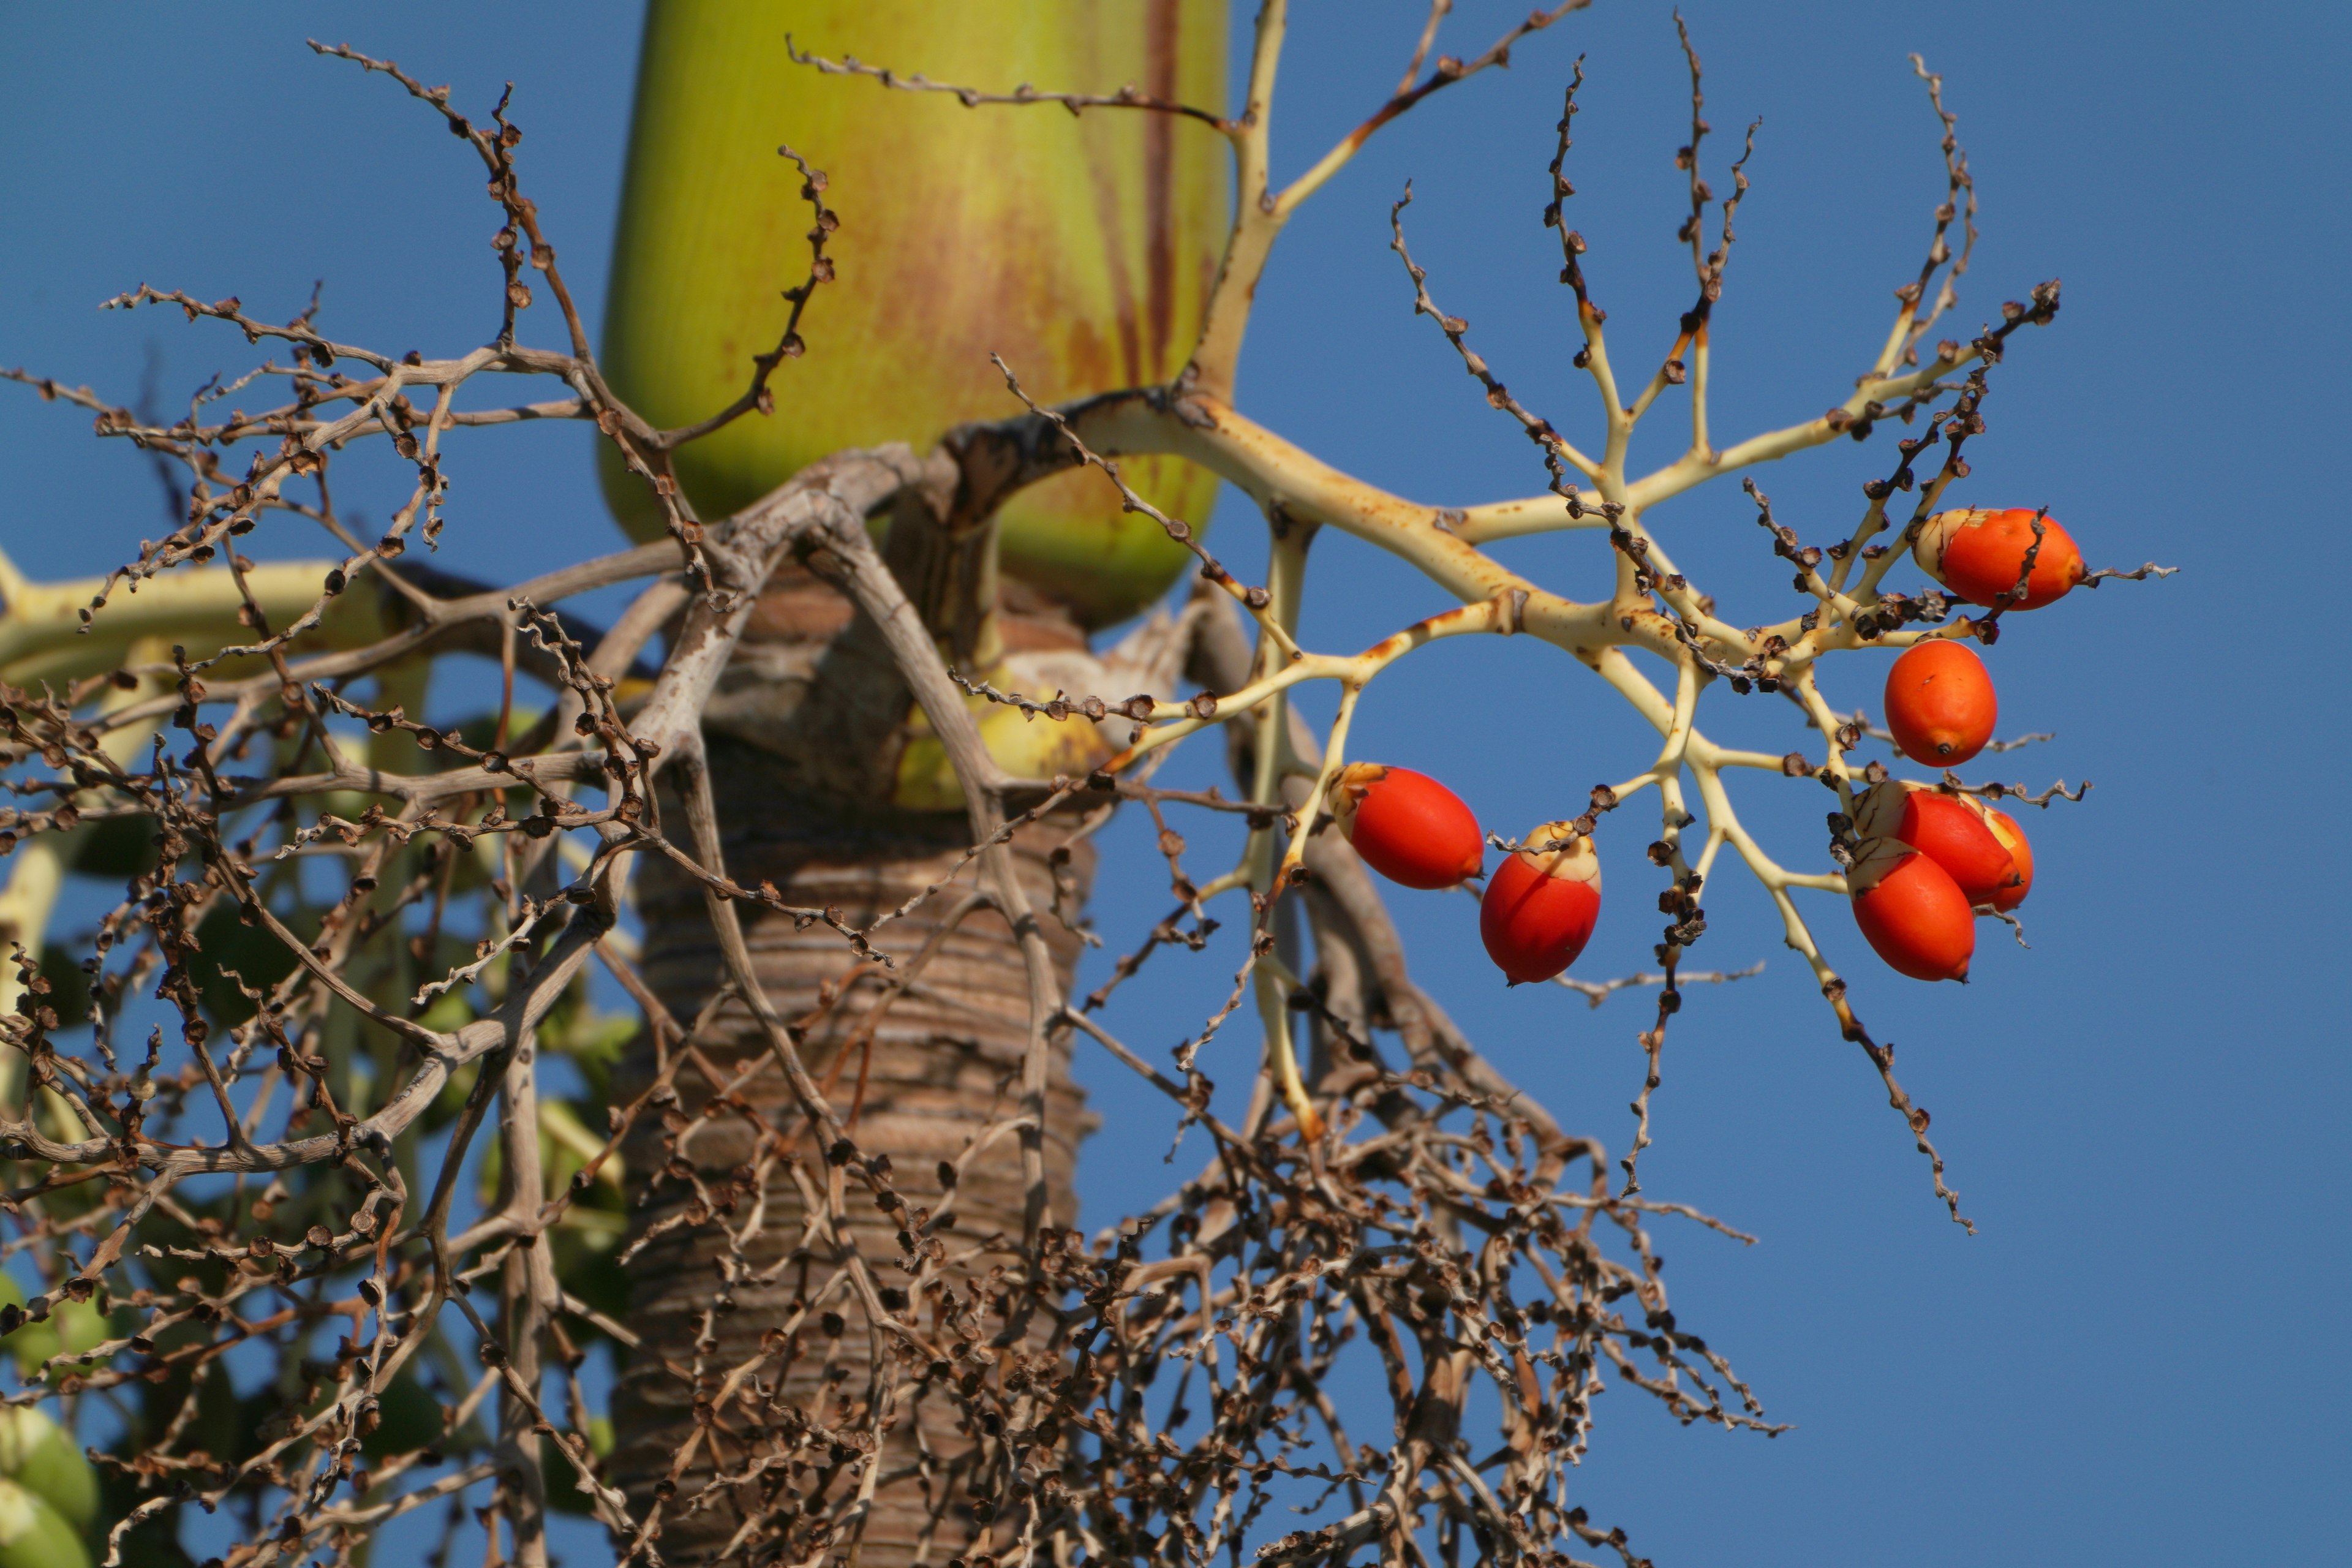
0,6,2166,1567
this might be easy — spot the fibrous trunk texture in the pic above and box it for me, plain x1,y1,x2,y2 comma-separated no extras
607,575,1096,1566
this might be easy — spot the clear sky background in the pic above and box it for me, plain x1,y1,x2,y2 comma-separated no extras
3,3,2346,1566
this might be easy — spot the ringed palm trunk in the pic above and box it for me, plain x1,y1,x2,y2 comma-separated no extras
598,9,1227,1559
608,568,1111,1565
614,774,1093,1566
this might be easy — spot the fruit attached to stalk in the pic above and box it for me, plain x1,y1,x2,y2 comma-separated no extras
1883,640,1997,766
1853,780,2021,908
1915,507,2087,609
1480,824,1602,985
1847,837,1974,982
1329,764,1483,890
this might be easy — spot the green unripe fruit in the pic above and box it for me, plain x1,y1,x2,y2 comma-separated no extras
0,1479,88,1568
600,0,1229,628
0,1408,96,1532
0,1282,110,1384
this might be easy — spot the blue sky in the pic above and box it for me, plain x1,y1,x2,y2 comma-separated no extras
3,3,2346,1565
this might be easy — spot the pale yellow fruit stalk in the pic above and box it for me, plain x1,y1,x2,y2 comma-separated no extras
0,633,175,1079
599,0,1229,629
0,545,383,692
0,551,413,1027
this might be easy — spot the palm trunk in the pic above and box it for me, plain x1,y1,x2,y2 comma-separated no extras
606,570,1098,1566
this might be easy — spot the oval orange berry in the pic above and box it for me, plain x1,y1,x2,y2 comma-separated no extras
1916,507,2086,609
1853,780,2021,907
1847,837,1974,982
1981,807,2034,912
1480,823,1602,985
1883,641,1997,766
1330,763,1484,890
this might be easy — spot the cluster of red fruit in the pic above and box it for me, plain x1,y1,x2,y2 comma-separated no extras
1325,508,2081,990
1850,507,2082,981
1329,759,1597,986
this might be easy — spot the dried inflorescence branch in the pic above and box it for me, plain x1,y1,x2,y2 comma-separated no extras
0,8,2165,1568
784,34,1235,130
658,143,840,449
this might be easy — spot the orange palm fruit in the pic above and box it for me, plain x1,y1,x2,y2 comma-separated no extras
1847,837,1973,982
1883,641,1997,766
1853,780,2021,907
1981,807,2034,911
598,1,1229,629
1329,764,1483,890
1480,824,1602,985
1915,508,2086,609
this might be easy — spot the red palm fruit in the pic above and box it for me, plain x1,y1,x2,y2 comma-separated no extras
1847,837,1974,982
1480,823,1602,985
1329,764,1483,890
1915,508,2087,609
1981,807,2034,912
1883,641,1998,766
1853,780,2021,907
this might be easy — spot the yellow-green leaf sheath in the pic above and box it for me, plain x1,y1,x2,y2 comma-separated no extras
600,0,1228,628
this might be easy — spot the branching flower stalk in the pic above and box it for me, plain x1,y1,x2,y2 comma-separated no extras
0,10,2166,1568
